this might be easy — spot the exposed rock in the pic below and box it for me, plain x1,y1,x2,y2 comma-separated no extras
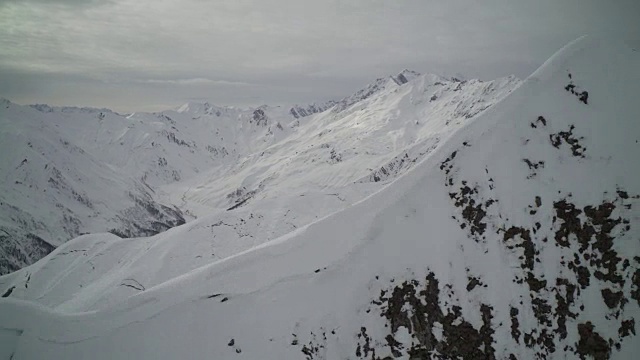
576,322,610,360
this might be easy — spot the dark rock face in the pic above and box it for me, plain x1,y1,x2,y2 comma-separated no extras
251,109,268,126
427,112,638,358
565,73,590,105
289,102,337,119
293,271,499,360
576,322,610,360
308,131,638,359
307,97,633,358
375,273,497,360
549,125,586,157
161,130,195,148
394,73,409,85
0,231,55,275
1,184,186,275
363,153,413,183
107,190,186,239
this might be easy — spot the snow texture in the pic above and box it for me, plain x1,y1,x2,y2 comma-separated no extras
0,36,638,360
1,68,517,275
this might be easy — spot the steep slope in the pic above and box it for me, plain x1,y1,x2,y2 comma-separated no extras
0,104,187,274
289,101,338,119
175,72,519,211
0,70,518,275
289,69,419,119
0,36,638,359
0,72,519,309
0,99,304,273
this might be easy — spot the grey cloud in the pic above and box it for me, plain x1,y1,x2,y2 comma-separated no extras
0,0,109,6
138,79,256,87
1,0,639,112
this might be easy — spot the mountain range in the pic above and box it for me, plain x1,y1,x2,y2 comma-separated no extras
0,69,518,275
0,36,638,359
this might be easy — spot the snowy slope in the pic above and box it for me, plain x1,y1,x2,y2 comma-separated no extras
0,70,518,275
0,98,324,273
0,104,188,274
289,101,338,119
1,36,638,359
0,71,519,309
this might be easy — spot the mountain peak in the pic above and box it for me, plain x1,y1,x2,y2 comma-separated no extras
392,69,421,85
176,101,226,116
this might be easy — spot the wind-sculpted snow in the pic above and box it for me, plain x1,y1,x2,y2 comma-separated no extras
6,37,637,360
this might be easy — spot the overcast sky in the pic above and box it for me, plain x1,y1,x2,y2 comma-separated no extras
1,0,638,112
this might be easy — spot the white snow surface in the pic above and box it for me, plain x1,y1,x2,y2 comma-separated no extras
0,68,517,275
0,36,639,359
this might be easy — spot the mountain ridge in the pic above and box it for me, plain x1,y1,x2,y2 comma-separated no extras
0,35,638,359
0,68,519,274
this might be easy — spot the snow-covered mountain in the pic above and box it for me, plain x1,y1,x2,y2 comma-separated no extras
0,99,291,274
0,68,518,275
289,101,338,119
289,69,421,119
2,36,639,360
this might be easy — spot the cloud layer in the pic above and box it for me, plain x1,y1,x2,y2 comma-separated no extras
1,0,639,112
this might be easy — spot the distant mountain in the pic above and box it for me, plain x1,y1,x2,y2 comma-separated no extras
0,99,309,273
289,101,338,119
392,69,422,85
288,70,422,119
0,67,518,277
